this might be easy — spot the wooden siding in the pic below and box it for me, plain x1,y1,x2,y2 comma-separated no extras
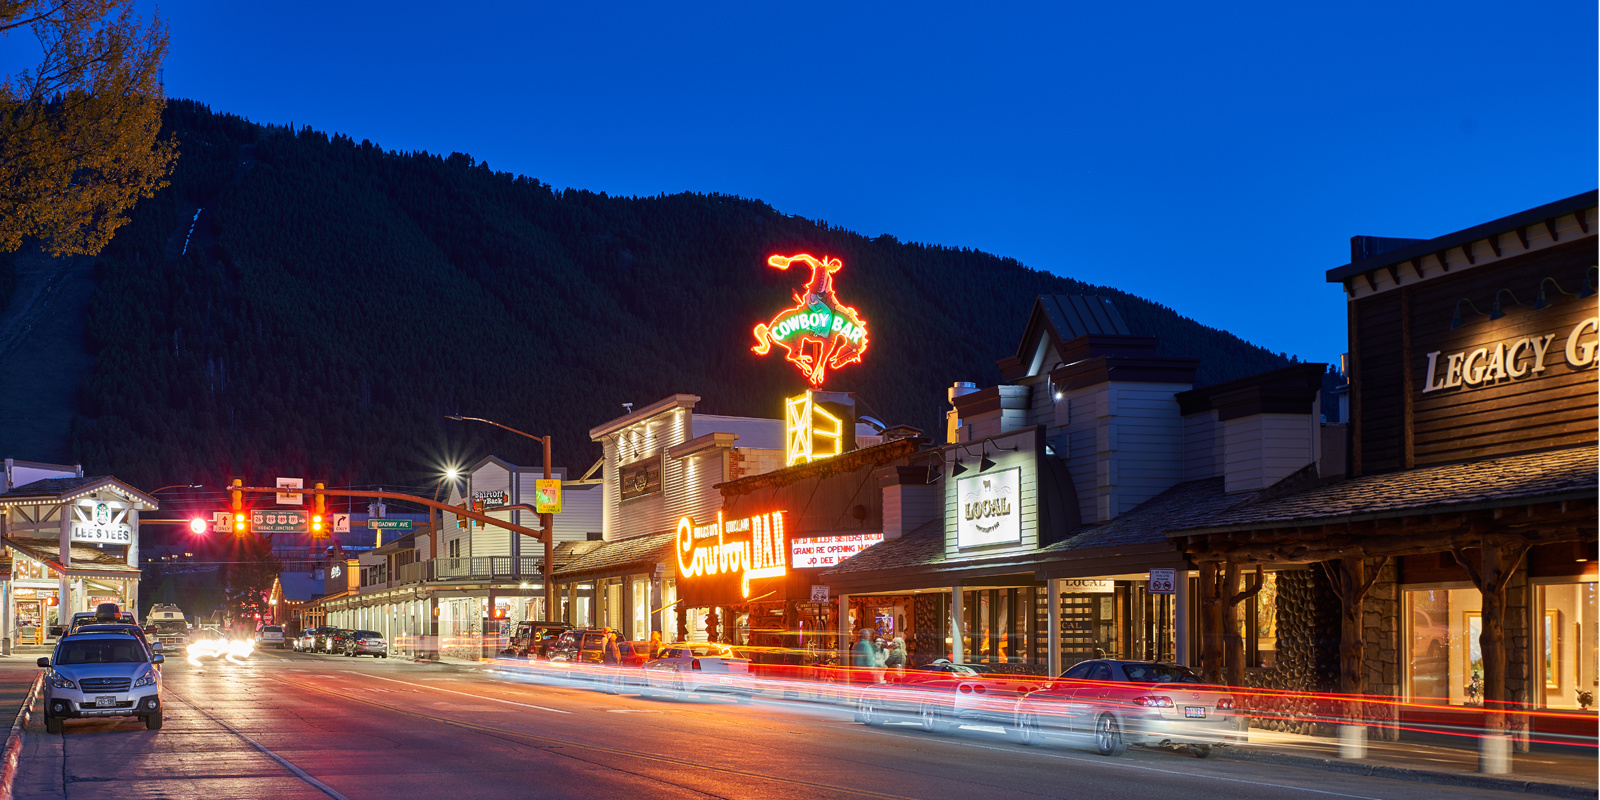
1221,413,1314,493
883,483,941,539
1183,410,1223,481
1105,383,1189,517
1061,384,1108,525
1353,237,1598,472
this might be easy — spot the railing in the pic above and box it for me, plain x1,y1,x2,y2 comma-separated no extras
359,556,544,590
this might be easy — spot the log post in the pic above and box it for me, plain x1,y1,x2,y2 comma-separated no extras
1198,561,1224,683
1222,564,1264,687
1321,554,1389,756
1451,537,1532,768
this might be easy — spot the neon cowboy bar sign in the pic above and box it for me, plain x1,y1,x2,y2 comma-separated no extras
676,511,788,597
751,254,870,386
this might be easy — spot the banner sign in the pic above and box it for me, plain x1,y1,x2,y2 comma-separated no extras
789,533,884,569
535,479,562,514
956,467,1022,548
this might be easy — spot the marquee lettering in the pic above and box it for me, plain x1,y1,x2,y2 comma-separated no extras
677,511,788,597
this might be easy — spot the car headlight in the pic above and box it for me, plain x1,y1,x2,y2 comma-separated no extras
49,674,76,689
133,670,157,688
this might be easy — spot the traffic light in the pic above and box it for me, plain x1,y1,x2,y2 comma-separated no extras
188,518,207,536
489,607,506,620
231,477,246,534
233,512,247,534
311,482,326,537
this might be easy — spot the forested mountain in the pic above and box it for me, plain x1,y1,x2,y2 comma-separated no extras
40,101,1299,491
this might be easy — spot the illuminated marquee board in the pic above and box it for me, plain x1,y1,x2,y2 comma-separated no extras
751,254,869,386
677,511,788,598
789,533,884,569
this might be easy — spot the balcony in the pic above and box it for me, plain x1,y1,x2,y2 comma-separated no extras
359,557,544,592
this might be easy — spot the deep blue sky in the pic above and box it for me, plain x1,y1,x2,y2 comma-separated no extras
15,1,1598,363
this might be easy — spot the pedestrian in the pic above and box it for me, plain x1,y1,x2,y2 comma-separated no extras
852,628,880,685
648,630,663,659
885,636,906,681
602,628,624,695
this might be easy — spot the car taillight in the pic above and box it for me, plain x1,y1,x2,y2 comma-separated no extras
1136,695,1175,708
974,685,986,695
691,658,702,670
1216,698,1235,710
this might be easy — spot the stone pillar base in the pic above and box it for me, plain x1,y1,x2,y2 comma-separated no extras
1479,734,1511,774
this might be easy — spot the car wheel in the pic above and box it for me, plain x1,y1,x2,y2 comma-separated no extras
145,711,163,730
1095,714,1126,757
44,712,61,735
858,696,881,726
1012,712,1041,746
919,703,951,734
1188,744,1212,759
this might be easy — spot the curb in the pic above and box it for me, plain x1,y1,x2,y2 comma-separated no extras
0,673,43,800
1218,744,1596,799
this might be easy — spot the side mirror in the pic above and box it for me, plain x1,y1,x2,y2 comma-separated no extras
151,642,164,653
48,626,64,638
151,654,165,664
35,657,49,668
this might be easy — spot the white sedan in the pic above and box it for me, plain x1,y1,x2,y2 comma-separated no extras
639,643,755,703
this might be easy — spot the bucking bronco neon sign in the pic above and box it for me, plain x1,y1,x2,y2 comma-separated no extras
751,254,869,386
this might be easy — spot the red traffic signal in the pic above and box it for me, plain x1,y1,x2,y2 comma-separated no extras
310,514,325,535
233,513,248,534
188,518,207,535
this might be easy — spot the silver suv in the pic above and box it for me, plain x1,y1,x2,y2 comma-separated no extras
38,633,164,732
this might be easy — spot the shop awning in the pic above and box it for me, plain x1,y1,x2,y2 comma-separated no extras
554,532,674,582
4,536,141,579
0,476,159,509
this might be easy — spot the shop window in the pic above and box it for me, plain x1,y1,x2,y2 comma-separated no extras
1404,586,1482,705
631,578,650,640
661,579,677,642
1535,581,1598,709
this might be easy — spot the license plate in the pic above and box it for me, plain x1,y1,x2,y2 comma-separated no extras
1183,706,1207,719
94,696,117,708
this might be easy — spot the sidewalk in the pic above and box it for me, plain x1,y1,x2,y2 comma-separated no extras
1223,726,1598,799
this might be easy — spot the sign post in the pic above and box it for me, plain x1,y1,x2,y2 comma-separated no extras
535,479,562,514
1148,568,1176,595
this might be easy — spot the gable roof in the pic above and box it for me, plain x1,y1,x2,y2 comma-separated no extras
555,532,675,580
0,476,159,509
1046,478,1239,551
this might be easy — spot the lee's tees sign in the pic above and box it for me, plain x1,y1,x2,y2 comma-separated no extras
751,254,870,386
1423,316,1597,394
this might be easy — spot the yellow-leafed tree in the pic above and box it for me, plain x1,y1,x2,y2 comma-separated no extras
0,0,176,256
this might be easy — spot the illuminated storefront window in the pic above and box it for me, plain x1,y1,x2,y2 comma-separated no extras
1404,586,1484,705
1534,581,1598,709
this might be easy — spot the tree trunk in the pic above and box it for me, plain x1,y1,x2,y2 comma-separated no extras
1222,564,1263,688
1453,540,1530,740
1336,556,1366,697
1198,561,1224,683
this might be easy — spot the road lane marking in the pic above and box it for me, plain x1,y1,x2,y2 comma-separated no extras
165,689,352,800
861,726,1389,800
273,676,918,800
358,674,571,713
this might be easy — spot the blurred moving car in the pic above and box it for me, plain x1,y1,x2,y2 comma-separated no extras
855,660,1027,733
37,632,165,733
640,643,754,703
258,625,287,649
342,630,388,658
1012,660,1244,757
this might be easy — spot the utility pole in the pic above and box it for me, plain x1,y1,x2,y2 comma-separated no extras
445,416,556,622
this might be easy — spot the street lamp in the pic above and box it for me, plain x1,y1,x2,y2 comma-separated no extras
148,484,202,495
445,415,556,622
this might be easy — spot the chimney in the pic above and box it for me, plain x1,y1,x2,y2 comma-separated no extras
946,382,977,443
878,466,939,539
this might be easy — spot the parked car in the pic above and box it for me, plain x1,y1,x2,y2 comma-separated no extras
855,660,1027,732
293,629,317,652
325,629,355,654
311,626,340,653
640,642,754,703
37,633,164,733
501,620,570,659
343,630,388,658
55,604,137,637
1011,660,1244,757
546,629,608,664
258,625,286,649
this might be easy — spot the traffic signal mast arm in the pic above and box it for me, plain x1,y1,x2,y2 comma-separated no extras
233,486,550,542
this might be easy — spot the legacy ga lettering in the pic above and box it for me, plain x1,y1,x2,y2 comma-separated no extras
1423,317,1597,394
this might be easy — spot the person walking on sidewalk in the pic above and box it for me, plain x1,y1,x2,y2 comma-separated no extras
602,628,624,694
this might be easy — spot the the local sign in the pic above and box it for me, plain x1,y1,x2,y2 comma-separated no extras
751,254,870,386
789,533,884,569
251,510,307,533
956,468,1022,548
677,510,788,598
369,519,413,531
70,502,131,544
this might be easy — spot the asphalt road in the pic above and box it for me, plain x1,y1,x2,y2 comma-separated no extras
12,649,1537,800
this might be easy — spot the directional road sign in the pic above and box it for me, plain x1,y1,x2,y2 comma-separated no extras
369,519,413,531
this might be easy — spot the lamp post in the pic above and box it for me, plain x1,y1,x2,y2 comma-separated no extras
426,468,459,661
446,416,556,623
148,484,203,495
